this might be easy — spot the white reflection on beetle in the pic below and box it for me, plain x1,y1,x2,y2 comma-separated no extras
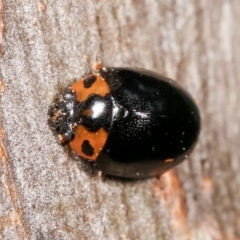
91,101,105,118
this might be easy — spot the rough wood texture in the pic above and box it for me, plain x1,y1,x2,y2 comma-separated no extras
1,0,240,239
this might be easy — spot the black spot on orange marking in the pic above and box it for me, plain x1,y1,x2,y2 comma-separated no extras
83,75,97,88
70,74,109,102
69,125,108,161
82,140,94,156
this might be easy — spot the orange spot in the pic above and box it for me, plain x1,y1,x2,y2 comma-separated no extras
0,79,4,93
58,134,67,143
94,62,103,70
69,125,108,161
201,176,213,193
83,109,92,117
165,158,174,163
152,170,189,236
70,74,109,102
39,2,46,12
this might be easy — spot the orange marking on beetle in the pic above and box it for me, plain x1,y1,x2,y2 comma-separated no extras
69,125,108,161
70,74,109,102
165,158,174,163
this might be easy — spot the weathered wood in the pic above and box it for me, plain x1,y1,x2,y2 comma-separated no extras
1,0,240,239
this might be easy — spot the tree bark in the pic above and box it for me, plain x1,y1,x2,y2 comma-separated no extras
1,0,240,239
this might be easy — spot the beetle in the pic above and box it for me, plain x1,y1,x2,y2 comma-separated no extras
48,67,201,179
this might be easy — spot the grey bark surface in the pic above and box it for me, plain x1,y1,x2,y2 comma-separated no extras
1,0,240,239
